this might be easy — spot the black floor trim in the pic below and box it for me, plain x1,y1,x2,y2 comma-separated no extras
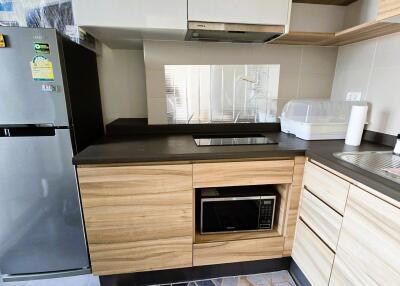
289,259,311,286
100,258,291,286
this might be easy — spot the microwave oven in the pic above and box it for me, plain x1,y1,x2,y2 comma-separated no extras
199,186,277,234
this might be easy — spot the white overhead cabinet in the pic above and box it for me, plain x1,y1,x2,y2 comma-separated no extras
72,0,187,48
188,0,291,26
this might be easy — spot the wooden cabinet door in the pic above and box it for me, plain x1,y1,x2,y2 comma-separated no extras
303,161,349,214
78,164,193,275
378,0,400,21
292,220,335,286
299,189,342,251
330,185,400,285
193,160,294,188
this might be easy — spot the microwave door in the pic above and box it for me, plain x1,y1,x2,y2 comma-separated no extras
201,197,261,233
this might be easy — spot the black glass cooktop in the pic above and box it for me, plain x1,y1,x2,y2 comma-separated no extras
193,134,277,146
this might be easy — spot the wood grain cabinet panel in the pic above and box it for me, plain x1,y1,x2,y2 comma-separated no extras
303,161,349,214
378,0,400,21
292,220,335,286
329,185,400,286
299,189,342,251
193,160,294,188
193,237,284,266
78,164,193,275
283,156,305,256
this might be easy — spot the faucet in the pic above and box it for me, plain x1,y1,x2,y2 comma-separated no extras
394,134,400,156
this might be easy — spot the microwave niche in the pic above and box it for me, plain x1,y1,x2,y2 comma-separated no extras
199,186,277,234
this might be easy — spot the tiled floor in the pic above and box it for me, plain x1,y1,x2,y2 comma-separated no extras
162,271,296,286
0,270,295,286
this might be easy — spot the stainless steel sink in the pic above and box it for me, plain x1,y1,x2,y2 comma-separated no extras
333,151,400,184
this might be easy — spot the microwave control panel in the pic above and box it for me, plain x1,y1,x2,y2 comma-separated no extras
259,198,275,230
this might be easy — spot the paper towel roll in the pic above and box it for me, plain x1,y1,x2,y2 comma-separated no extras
345,105,368,146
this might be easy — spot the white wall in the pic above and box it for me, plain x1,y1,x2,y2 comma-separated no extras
290,3,346,33
144,40,338,124
97,44,147,124
343,0,379,29
331,32,400,136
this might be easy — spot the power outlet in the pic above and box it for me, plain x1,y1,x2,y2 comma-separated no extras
346,92,362,101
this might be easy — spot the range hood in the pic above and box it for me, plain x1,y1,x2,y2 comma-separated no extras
185,21,285,43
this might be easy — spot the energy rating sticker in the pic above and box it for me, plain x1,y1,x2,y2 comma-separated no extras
30,56,54,81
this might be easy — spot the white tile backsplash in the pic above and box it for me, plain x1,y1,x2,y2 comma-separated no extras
277,72,300,100
144,40,338,124
300,47,338,75
334,38,377,73
200,42,259,65
366,67,400,135
331,69,371,100
374,33,400,68
299,72,335,98
331,32,400,136
144,40,203,69
252,44,303,72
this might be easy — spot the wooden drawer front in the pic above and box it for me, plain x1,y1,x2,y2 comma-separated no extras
193,160,294,188
292,220,335,286
299,189,342,250
303,161,349,214
78,164,193,275
330,185,400,286
193,237,284,266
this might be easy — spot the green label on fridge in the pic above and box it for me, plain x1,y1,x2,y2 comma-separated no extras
34,43,50,54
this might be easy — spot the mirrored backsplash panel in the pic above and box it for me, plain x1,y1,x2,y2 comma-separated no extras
164,64,280,124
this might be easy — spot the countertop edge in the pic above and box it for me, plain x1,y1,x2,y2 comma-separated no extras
73,149,307,165
305,149,400,203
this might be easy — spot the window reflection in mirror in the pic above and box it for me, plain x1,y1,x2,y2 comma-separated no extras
164,64,280,124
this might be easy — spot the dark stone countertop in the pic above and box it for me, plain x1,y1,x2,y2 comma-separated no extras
73,131,399,202
73,132,308,164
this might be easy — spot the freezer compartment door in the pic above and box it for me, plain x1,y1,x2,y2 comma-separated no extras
0,27,69,126
0,129,89,275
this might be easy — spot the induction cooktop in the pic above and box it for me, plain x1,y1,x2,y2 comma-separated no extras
193,134,277,146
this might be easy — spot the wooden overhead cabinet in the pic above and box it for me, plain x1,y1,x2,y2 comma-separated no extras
274,0,400,46
77,164,193,275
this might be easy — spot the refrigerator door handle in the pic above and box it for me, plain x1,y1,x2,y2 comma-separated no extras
0,126,57,137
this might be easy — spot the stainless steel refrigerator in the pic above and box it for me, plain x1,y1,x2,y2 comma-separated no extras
0,27,104,281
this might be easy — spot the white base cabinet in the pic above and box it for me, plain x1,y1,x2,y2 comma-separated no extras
330,185,400,286
294,160,400,286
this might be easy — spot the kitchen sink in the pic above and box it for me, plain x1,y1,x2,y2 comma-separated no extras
333,151,400,184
